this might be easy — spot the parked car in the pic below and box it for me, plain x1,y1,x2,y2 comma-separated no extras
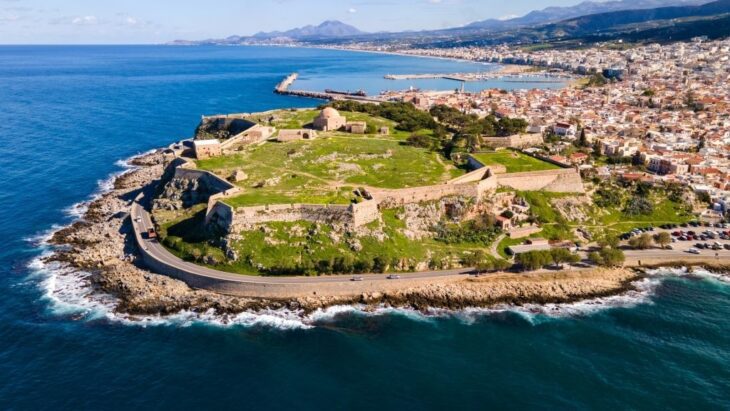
386,275,401,280
688,248,701,254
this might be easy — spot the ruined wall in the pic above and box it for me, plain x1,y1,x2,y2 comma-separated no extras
495,169,584,193
372,175,497,209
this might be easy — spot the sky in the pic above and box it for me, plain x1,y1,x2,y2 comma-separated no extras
0,0,593,44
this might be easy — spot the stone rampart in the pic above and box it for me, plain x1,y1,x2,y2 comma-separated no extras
466,155,508,174
219,199,381,232
481,133,544,149
372,175,498,208
495,169,584,193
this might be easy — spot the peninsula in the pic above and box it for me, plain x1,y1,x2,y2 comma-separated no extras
46,58,730,315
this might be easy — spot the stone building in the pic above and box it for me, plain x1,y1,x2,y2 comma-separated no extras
193,139,222,159
346,121,367,134
313,107,347,131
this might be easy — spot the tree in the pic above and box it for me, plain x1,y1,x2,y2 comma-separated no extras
516,250,554,271
462,250,486,267
653,232,672,249
589,247,625,267
373,256,388,273
597,233,620,249
550,248,574,268
577,128,589,147
475,260,494,274
629,233,654,250
493,259,513,272
624,197,654,216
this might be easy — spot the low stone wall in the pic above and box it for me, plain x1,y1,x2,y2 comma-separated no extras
495,169,584,193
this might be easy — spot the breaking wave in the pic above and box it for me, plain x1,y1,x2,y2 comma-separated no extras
26,256,730,330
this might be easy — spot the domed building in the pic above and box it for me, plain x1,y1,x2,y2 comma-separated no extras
313,107,346,131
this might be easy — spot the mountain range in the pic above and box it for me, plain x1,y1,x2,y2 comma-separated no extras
463,0,706,30
169,0,730,46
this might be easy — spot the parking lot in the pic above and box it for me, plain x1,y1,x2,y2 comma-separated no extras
620,221,730,256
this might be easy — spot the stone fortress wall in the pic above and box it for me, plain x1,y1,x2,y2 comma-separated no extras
495,169,585,193
162,107,583,237
481,133,544,149
467,154,584,193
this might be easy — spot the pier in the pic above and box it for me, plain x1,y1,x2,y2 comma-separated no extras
274,72,382,103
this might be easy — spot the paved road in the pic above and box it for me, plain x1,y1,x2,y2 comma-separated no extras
131,194,730,286
130,197,473,285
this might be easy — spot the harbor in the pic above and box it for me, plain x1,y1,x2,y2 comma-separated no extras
274,72,383,102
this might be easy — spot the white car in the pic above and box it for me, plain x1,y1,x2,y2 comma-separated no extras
687,248,701,255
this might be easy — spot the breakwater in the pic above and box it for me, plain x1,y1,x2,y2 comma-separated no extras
274,72,383,103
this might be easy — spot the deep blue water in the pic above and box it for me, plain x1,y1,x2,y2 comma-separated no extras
0,45,729,410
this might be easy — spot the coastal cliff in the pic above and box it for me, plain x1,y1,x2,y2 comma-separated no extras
46,150,644,317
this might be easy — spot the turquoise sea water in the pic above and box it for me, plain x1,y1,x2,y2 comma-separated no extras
0,45,729,409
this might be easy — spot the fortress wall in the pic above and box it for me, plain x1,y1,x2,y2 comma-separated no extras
351,200,380,227
206,201,236,232
476,175,499,196
495,169,584,193
230,203,354,231
481,134,544,149
373,182,482,208
466,156,507,174
448,168,493,185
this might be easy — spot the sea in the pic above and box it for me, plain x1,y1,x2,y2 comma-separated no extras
0,45,728,410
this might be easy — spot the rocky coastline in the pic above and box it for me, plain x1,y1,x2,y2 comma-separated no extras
44,149,648,318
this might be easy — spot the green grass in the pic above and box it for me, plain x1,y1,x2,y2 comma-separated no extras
224,186,354,208
471,151,561,173
197,127,464,211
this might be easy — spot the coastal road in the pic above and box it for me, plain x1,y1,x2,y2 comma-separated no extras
130,197,473,285
130,195,730,288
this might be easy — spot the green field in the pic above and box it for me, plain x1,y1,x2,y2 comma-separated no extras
471,151,561,173
196,118,461,207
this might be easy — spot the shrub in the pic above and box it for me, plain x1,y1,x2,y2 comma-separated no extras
624,197,654,216
629,233,653,249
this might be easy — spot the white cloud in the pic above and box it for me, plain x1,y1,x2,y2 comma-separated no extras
71,15,97,25
0,14,20,22
348,7,357,13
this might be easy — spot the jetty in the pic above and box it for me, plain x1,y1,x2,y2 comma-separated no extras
274,72,382,103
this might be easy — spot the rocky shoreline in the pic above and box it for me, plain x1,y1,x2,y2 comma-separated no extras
43,149,647,318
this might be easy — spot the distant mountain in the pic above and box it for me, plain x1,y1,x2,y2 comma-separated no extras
169,20,365,45
395,0,730,48
464,0,708,31
252,20,364,40
169,1,730,47
532,0,730,37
